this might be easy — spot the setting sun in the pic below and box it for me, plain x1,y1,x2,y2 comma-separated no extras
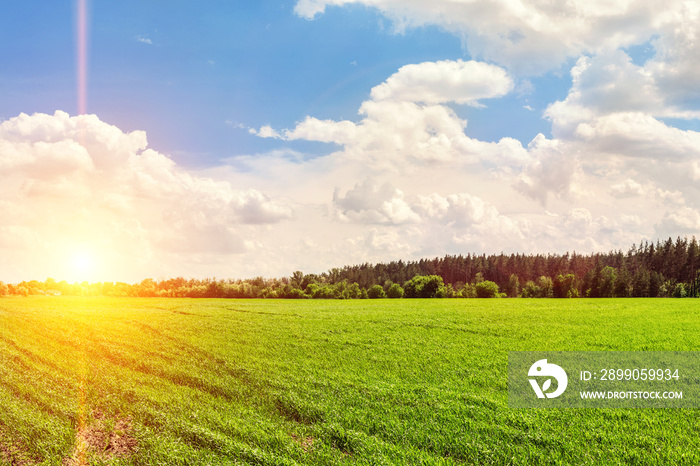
72,251,93,271
66,249,98,282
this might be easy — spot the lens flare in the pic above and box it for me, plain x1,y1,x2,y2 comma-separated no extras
77,0,88,115
74,3,91,465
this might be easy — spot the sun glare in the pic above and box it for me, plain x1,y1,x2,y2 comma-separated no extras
73,252,92,271
68,249,97,282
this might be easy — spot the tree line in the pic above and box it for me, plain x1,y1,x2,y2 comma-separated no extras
1,236,698,299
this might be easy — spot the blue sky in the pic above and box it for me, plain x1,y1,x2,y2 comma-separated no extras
1,1,700,282
0,1,559,162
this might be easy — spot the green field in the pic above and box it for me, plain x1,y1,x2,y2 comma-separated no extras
1,297,699,465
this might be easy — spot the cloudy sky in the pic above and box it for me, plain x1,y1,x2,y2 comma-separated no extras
1,1,700,283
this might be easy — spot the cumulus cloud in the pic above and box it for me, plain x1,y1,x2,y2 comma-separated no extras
512,134,580,205
369,60,513,106
284,100,475,165
259,59,531,170
692,161,700,182
416,193,525,246
561,208,599,238
333,179,420,224
356,228,417,256
403,193,532,256
331,181,530,254
0,111,292,280
283,117,358,145
6,2,700,282
255,58,586,205
546,52,700,142
246,17,700,260
553,53,664,119
257,0,700,271
646,2,700,105
250,125,283,139
573,112,700,160
294,0,677,73
539,48,700,209
610,178,645,198
656,207,700,238
533,207,650,254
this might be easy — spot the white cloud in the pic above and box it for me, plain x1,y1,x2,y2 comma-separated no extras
539,49,700,212
333,179,420,224
0,111,292,281
575,113,652,146
242,43,700,272
534,207,650,254
260,59,526,170
284,117,358,145
9,1,700,280
369,59,513,106
262,1,700,272
416,193,525,247
254,58,587,207
511,134,581,205
295,0,354,19
294,0,678,74
545,52,700,141
250,125,283,139
357,228,416,256
560,53,663,116
646,2,700,105
331,183,530,254
572,112,700,160
279,101,473,166
656,188,685,206
610,178,645,198
692,161,700,182
206,142,685,275
561,207,597,237
656,207,700,237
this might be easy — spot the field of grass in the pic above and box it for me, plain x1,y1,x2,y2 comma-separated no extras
1,297,700,465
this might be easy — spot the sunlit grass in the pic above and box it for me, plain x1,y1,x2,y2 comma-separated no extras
1,297,699,464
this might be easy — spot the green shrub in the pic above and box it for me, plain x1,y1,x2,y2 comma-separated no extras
386,283,404,298
673,283,687,298
475,280,499,298
367,285,386,299
403,275,445,298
